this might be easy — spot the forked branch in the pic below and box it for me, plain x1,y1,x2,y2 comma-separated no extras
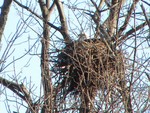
118,21,149,44
14,0,60,32
0,76,37,112
118,0,140,37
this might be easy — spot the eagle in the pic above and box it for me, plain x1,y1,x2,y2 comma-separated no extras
78,32,90,41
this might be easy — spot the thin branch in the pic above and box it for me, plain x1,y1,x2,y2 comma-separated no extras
118,21,148,44
118,0,139,36
141,4,150,28
105,0,111,7
90,0,101,38
90,0,99,12
13,0,61,31
141,0,150,6
145,72,150,81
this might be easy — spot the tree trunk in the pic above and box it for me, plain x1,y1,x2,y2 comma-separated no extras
39,1,53,112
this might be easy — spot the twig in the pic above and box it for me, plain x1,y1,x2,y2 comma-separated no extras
141,0,150,6
13,0,61,31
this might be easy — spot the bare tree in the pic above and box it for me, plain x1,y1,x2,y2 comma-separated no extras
0,0,149,113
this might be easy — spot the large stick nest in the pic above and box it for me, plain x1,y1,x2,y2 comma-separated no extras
52,39,126,100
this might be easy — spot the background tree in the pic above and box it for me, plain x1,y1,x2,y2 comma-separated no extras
0,0,149,113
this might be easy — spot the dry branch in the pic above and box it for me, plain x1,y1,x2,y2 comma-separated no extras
54,0,72,44
118,20,149,44
0,76,37,112
14,0,60,31
39,0,49,18
141,4,150,29
141,0,150,6
118,0,140,37
48,1,56,16
0,0,12,43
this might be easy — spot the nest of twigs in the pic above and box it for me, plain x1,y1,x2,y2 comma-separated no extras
52,39,126,110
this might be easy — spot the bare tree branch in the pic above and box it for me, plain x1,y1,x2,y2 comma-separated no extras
54,0,72,44
118,21,149,44
48,1,56,16
103,0,126,37
98,0,105,9
141,4,150,29
13,0,60,31
141,0,150,6
145,72,150,81
0,0,12,43
118,0,140,37
0,76,36,112
39,0,49,19
90,0,101,38
46,0,50,9
0,77,24,99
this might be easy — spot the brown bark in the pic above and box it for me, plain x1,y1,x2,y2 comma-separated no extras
118,0,139,37
121,89,133,113
0,77,38,113
39,0,53,112
54,0,72,44
0,0,12,43
108,0,119,37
